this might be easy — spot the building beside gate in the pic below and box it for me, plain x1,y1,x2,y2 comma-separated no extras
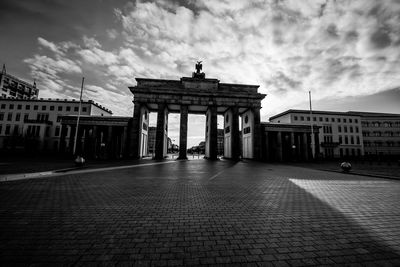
261,123,320,162
348,111,400,157
270,109,364,158
1,65,39,99
60,116,129,159
0,97,112,152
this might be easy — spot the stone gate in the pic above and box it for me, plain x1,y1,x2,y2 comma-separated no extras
129,66,266,160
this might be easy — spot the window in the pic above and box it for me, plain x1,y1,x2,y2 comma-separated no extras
58,106,62,111
0,125,2,134
338,118,341,123
26,105,30,110
355,127,359,133
357,136,360,144
55,126,61,137
57,115,62,122
74,107,79,112
355,119,358,123
344,118,347,123
34,105,38,110
349,119,352,123
15,113,20,121
82,107,87,112
0,113,3,120
45,127,50,137
300,116,304,121
5,125,10,135
351,136,354,144
344,126,347,133
345,136,348,144
0,104,5,109
331,118,335,122
294,116,298,120
24,114,29,121
66,106,71,111
338,126,341,132
7,113,12,121
307,116,310,121
339,136,342,144
13,125,19,135
9,104,14,109
17,104,22,110
42,105,46,111
50,106,55,111
319,117,322,122
350,126,353,133
313,117,316,121
325,118,328,122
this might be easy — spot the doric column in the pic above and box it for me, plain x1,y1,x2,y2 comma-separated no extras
178,105,188,160
231,106,240,160
122,126,128,158
59,125,68,153
208,106,218,160
277,131,283,161
303,132,309,161
314,132,320,157
107,126,113,158
290,132,295,161
129,102,142,158
69,125,76,155
264,131,269,162
155,103,167,160
253,107,262,160
92,126,98,158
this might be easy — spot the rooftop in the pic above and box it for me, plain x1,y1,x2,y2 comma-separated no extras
0,96,112,114
269,109,362,121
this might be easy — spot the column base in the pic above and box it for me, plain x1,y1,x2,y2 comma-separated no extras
176,156,188,160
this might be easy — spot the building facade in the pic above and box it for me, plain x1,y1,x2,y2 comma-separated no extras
60,116,129,159
348,111,400,157
270,110,364,158
1,66,39,99
0,97,112,152
261,123,320,162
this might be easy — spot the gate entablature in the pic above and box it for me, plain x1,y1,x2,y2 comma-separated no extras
130,77,265,114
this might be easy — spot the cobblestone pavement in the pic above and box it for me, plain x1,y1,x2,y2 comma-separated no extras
0,160,399,266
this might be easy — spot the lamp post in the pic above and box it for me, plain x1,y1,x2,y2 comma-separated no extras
72,77,84,156
309,91,315,160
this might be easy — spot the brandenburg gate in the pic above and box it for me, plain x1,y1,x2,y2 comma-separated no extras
129,63,266,160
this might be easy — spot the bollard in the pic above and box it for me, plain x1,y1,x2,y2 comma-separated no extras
340,162,351,173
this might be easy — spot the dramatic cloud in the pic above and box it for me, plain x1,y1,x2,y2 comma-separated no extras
18,0,400,146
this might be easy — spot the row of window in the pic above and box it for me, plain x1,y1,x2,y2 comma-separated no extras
340,148,361,157
338,125,359,133
0,112,52,122
338,135,361,145
0,124,60,137
362,121,400,128
363,131,400,137
364,141,400,147
0,103,87,112
294,115,358,124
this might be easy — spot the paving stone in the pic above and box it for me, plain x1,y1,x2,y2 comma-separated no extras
0,160,399,265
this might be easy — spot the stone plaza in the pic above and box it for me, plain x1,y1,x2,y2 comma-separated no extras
0,160,399,265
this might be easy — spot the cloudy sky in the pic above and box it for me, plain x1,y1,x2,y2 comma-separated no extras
1,0,400,146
